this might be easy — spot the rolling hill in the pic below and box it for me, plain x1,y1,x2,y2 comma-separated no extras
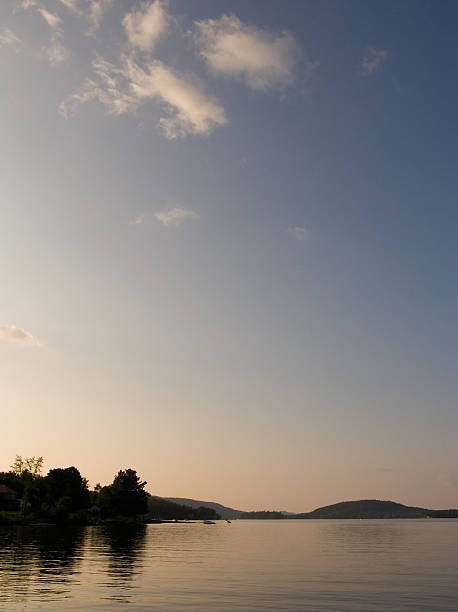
164,498,244,520
292,499,457,519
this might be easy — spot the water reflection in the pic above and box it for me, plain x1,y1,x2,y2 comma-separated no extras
88,524,146,603
0,525,84,604
0,524,147,606
0,521,457,611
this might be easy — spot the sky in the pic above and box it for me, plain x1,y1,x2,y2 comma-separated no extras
1,0,457,513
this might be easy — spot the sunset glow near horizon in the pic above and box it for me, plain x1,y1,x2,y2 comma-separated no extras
1,0,457,513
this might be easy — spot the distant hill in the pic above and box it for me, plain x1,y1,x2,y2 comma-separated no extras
164,498,244,520
147,497,219,520
162,497,458,521
293,499,432,519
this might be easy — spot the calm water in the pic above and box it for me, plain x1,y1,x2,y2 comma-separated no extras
1,520,457,611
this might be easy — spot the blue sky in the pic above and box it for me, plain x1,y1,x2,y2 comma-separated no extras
1,0,457,511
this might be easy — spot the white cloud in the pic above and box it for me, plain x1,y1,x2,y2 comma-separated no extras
61,56,227,138
23,0,80,13
45,31,69,64
126,59,227,137
153,207,198,226
123,0,168,52
195,14,297,91
39,8,61,29
21,0,69,63
128,215,143,225
88,0,113,34
59,56,138,118
0,325,41,346
288,226,307,241
0,28,22,50
57,0,81,12
362,47,388,76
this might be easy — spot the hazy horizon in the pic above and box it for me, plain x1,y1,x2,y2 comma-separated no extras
1,0,457,513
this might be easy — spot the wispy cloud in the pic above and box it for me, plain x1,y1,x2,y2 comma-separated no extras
42,0,112,33
23,0,79,15
45,31,69,64
61,56,227,138
21,0,70,64
39,8,62,29
362,47,388,76
194,14,298,91
59,56,138,118
153,207,198,226
123,0,168,53
288,226,307,241
0,325,41,347
126,59,227,138
0,28,22,50
57,0,81,13
88,0,113,34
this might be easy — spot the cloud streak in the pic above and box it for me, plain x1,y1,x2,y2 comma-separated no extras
21,0,70,64
153,208,198,226
288,226,307,241
126,59,227,137
39,8,61,29
87,0,113,34
59,56,138,118
57,0,81,13
0,325,41,346
0,28,22,50
195,14,298,91
61,56,227,138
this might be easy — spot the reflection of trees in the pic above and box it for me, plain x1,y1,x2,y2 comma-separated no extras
0,525,84,605
0,524,147,607
35,525,85,577
89,524,147,603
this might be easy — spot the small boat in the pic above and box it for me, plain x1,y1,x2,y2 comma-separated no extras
203,520,216,524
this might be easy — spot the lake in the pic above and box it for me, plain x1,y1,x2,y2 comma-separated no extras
1,520,457,610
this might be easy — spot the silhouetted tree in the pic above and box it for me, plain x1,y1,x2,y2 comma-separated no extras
11,455,43,477
43,467,90,514
99,469,148,517
1,457,45,513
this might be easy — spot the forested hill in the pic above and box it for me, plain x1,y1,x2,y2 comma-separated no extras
147,497,220,520
165,498,244,520
293,499,435,519
162,498,458,520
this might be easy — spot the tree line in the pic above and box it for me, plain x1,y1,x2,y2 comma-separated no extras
0,456,218,524
239,511,286,519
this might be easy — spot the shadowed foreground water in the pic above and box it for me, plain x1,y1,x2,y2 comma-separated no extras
1,520,457,610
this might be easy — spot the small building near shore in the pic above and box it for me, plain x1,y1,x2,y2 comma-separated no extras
0,484,20,511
